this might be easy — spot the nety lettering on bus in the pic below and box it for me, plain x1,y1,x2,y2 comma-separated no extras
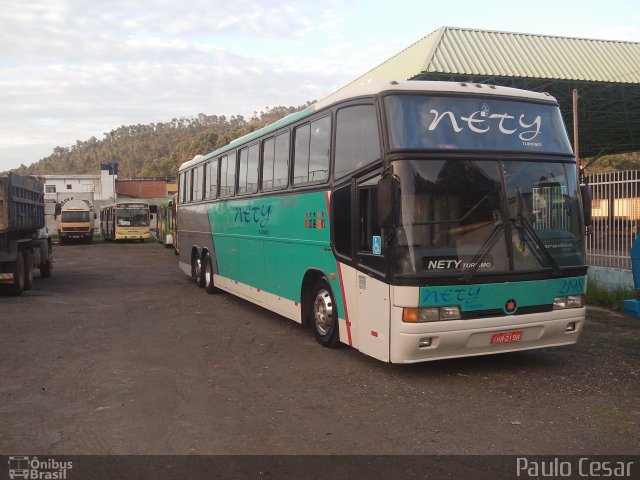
428,109,542,141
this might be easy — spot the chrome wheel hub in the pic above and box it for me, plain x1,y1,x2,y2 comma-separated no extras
313,289,334,335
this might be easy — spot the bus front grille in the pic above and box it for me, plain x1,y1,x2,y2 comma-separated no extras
461,304,554,319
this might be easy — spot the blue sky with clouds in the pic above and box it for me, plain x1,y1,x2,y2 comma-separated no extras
0,0,638,172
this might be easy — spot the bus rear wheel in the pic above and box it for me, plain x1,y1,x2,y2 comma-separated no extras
203,253,220,294
192,254,204,287
310,280,340,348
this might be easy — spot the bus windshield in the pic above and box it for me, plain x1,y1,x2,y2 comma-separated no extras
116,208,149,227
61,211,90,222
385,94,573,154
393,159,585,277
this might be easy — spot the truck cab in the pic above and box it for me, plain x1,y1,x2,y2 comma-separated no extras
58,206,96,245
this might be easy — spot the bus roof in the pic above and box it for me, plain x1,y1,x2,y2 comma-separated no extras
178,80,558,172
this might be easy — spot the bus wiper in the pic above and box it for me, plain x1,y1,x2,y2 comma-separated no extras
512,188,562,276
460,213,504,283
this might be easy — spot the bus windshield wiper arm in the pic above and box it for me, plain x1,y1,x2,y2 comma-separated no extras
512,187,562,276
460,217,505,283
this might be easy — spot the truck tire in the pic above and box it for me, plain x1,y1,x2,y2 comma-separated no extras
23,250,34,291
9,251,26,296
40,259,52,278
40,243,53,278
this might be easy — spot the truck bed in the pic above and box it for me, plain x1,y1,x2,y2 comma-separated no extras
0,173,45,234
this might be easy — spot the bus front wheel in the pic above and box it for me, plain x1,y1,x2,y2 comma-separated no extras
310,280,340,348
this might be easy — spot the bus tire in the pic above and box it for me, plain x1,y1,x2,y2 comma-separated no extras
191,253,204,287
23,250,34,291
203,253,220,294
310,280,340,348
9,251,26,296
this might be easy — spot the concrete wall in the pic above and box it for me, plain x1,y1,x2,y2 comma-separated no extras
588,266,634,291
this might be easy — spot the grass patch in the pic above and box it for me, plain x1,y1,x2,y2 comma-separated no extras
586,280,634,311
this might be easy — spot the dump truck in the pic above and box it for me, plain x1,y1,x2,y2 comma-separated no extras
0,173,54,295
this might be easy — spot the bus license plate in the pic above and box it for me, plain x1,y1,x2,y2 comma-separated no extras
491,331,523,344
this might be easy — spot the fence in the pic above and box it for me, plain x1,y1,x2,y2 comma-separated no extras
586,170,640,270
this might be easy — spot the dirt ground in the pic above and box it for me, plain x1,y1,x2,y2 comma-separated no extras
0,240,639,455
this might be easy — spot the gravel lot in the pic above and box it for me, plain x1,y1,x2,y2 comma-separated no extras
0,240,639,455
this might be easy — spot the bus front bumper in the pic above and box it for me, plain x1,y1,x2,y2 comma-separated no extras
390,307,586,363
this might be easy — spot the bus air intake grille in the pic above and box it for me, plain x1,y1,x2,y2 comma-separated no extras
461,304,553,319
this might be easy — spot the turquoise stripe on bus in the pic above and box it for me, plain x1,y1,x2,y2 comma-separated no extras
208,191,346,318
419,276,586,311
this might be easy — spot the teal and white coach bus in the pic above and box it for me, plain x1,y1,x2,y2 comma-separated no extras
177,80,590,363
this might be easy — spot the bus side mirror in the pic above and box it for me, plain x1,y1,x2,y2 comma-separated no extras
54,203,61,219
580,183,592,227
93,213,97,220
377,176,400,229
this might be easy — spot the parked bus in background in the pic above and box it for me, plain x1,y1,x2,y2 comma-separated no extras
155,198,174,247
100,202,151,242
176,81,590,364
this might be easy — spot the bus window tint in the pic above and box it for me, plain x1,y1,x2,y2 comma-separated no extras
263,132,290,190
294,116,330,185
238,144,259,194
220,154,236,197
335,105,380,179
206,160,218,199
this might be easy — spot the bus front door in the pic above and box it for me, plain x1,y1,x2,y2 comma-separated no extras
355,176,391,362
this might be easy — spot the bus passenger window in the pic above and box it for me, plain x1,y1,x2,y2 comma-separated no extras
294,116,330,185
185,169,192,202
192,165,203,201
220,154,236,197
335,105,380,179
262,138,275,189
238,144,259,194
262,132,290,190
206,160,218,199
179,172,186,203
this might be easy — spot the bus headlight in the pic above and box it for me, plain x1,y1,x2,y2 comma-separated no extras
403,306,461,322
553,295,585,309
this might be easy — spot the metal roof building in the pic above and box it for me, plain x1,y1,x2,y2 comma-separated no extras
342,26,640,161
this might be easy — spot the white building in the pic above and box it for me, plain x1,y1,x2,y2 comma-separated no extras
39,164,118,235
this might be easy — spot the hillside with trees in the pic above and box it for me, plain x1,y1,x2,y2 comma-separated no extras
12,102,639,177
14,104,312,178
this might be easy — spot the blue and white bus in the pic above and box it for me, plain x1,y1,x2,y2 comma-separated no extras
176,81,589,363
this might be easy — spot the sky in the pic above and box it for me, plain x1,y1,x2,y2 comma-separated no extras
1,0,639,172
